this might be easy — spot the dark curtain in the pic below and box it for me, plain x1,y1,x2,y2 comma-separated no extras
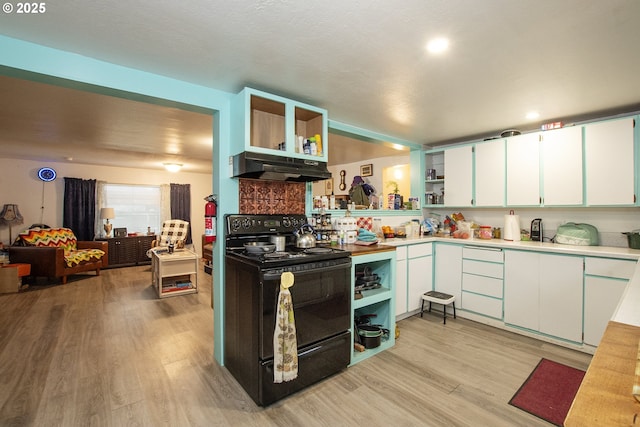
170,183,192,244
63,177,96,241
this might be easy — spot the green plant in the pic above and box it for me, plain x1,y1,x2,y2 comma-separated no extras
386,181,399,194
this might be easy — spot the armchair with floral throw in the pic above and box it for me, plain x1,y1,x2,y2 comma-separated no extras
8,227,108,284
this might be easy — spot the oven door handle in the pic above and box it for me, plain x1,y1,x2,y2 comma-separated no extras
298,344,323,358
262,262,351,281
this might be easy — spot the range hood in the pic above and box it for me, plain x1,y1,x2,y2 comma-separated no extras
231,151,331,182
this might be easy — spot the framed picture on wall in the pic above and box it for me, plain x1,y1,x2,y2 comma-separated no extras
325,178,334,195
360,164,373,177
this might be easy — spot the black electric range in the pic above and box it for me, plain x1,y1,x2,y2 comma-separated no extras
225,214,350,268
224,213,352,406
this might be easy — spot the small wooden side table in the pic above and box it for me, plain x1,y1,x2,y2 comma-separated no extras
151,249,198,298
0,263,31,293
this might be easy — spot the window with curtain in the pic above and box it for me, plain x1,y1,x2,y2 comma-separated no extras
101,184,162,235
63,177,96,241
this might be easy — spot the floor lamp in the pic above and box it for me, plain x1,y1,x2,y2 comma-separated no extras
0,204,24,245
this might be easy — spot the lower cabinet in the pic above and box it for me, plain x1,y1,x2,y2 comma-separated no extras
98,235,156,268
504,250,583,342
396,243,433,319
434,243,462,303
461,246,504,319
583,257,637,346
395,247,408,318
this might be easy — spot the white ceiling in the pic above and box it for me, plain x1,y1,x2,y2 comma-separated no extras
1,0,639,172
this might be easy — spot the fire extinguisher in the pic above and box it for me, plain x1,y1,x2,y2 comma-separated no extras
204,194,217,243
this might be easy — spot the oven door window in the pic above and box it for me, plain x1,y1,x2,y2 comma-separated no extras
260,262,351,359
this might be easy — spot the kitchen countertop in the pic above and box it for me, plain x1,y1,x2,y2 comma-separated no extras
564,321,640,426
379,235,640,259
339,243,396,256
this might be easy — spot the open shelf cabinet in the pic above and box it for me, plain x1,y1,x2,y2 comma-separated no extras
232,87,328,161
350,250,396,365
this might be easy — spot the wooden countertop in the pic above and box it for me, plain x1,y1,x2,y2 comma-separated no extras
564,321,640,426
340,243,396,256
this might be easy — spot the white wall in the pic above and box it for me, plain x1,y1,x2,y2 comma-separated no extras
422,207,640,248
313,154,412,200
0,157,212,254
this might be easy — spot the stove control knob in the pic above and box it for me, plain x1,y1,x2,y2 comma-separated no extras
242,218,251,230
282,217,291,228
230,218,241,232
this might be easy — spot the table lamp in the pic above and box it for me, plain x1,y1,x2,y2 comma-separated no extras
0,204,24,245
100,207,115,237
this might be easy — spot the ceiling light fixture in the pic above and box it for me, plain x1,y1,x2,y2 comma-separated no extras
526,111,540,120
426,37,449,54
163,163,183,173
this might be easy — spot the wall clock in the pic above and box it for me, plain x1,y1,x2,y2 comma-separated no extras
37,167,57,182
338,170,346,191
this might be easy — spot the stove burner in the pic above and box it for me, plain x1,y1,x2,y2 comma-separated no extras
305,247,333,254
263,252,290,259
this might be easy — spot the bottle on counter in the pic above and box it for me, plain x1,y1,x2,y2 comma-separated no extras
329,192,336,210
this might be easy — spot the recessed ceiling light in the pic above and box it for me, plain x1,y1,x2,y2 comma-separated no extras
163,163,183,173
426,37,449,54
526,111,540,120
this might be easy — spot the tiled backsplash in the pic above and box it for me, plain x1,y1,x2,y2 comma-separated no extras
239,179,306,214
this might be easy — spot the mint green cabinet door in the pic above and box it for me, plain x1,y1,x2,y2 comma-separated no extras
475,139,505,206
504,250,539,330
434,244,462,303
444,145,473,206
395,247,408,317
538,254,583,342
584,117,635,205
541,126,583,206
506,133,541,206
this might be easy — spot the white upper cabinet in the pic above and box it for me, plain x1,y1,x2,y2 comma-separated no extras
541,126,583,206
584,117,635,205
506,133,541,206
444,145,473,206
475,138,505,207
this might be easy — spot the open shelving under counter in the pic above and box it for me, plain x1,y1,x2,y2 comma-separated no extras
347,244,396,365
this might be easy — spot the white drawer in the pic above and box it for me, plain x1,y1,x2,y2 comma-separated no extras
584,257,636,280
396,246,407,261
463,246,503,263
461,291,503,319
408,243,432,258
462,273,503,298
462,259,504,279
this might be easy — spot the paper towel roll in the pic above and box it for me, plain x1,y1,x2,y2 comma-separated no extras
504,211,521,241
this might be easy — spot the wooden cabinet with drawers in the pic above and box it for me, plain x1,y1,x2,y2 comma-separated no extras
97,235,156,268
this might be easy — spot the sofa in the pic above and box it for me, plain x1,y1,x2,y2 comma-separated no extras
8,227,108,284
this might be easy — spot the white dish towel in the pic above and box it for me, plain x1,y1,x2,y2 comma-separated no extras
273,271,298,383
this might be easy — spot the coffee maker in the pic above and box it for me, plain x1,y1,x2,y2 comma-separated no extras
530,218,543,241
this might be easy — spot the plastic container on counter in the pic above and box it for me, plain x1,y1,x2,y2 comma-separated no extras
479,225,492,240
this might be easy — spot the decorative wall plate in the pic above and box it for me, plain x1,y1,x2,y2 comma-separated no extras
37,167,57,182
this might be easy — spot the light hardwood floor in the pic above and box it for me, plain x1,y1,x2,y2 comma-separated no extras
0,264,591,426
